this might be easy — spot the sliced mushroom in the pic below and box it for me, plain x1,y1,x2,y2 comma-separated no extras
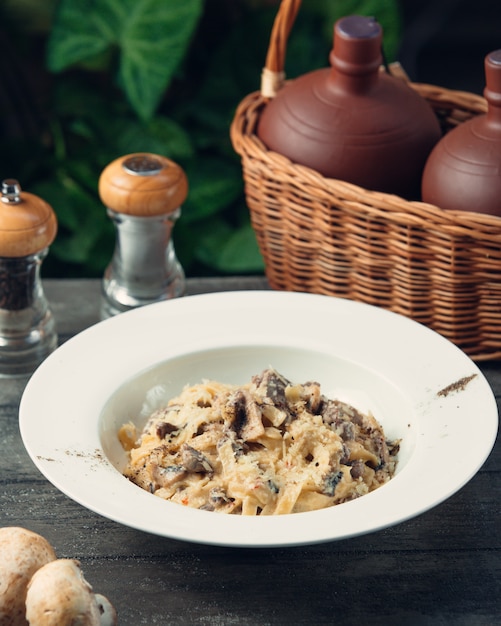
252,368,290,410
155,421,179,439
225,390,265,441
0,526,57,626
151,464,187,488
252,369,293,426
323,470,344,497
181,444,213,473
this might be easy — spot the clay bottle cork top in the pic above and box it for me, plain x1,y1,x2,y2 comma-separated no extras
0,179,58,257
329,15,382,81
484,49,501,124
98,153,188,217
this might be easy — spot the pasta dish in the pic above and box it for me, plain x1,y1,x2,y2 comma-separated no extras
118,368,400,515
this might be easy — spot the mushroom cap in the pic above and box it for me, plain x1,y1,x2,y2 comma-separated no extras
0,527,57,626
25,559,102,626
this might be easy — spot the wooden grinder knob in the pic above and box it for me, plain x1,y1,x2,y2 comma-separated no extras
0,180,57,257
98,153,188,216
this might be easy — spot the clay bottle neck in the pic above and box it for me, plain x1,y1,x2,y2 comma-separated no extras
484,50,501,129
328,15,382,95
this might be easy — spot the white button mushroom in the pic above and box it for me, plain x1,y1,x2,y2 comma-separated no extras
0,527,57,626
25,559,117,626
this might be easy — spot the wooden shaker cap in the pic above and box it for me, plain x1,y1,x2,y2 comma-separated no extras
98,153,188,217
0,179,58,257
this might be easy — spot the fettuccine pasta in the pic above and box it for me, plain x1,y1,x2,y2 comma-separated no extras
118,368,400,515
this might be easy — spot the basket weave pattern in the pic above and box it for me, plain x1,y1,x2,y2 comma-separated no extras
230,2,501,361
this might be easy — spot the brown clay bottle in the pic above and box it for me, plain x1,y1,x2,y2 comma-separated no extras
257,15,441,198
421,50,501,216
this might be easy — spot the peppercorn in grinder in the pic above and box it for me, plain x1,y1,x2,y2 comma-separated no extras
0,180,58,376
99,153,188,319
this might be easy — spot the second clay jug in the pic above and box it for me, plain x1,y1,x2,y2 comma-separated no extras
422,50,501,217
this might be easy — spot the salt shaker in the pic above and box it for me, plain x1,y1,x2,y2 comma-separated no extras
0,179,58,377
98,153,188,318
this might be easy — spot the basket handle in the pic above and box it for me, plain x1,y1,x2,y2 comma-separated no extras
260,1,412,98
261,0,301,98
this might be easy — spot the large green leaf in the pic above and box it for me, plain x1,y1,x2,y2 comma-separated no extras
182,158,243,222
47,0,204,119
213,223,264,273
33,171,114,268
47,0,120,69
101,115,195,161
195,221,264,274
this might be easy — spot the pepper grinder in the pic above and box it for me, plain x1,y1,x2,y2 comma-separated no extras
99,153,188,319
0,179,58,377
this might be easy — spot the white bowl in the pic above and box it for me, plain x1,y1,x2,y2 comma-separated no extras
20,291,498,547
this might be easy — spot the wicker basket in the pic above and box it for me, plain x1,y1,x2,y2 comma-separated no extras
230,0,501,361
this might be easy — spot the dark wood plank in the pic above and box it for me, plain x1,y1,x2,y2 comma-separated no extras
1,278,499,625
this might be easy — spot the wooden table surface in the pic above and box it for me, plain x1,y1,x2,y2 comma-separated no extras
1,277,499,626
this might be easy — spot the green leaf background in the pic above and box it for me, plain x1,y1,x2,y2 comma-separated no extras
1,0,401,278
47,0,204,120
